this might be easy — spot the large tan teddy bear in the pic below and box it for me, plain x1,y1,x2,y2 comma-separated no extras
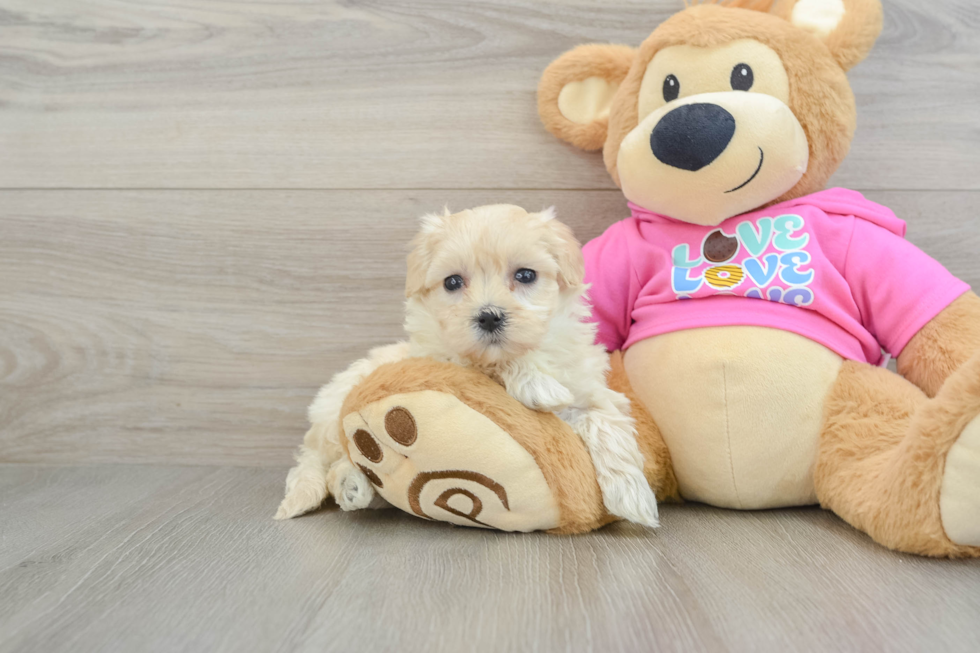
301,0,980,557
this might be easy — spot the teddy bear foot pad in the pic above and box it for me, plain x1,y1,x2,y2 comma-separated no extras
343,390,562,532
941,413,980,546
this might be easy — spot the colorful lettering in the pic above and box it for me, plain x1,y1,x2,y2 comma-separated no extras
743,253,780,287
773,214,809,251
672,244,702,268
736,218,773,257
670,212,817,309
671,267,703,293
783,287,814,306
778,251,814,286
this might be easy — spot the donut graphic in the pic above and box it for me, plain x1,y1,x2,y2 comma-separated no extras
704,264,744,289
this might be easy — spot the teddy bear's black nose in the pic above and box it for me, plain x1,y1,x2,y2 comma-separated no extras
650,103,736,171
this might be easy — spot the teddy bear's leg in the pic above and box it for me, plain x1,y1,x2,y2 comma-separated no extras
815,353,980,557
607,351,681,503
336,357,625,533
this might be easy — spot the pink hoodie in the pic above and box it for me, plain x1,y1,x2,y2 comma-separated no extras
583,188,970,365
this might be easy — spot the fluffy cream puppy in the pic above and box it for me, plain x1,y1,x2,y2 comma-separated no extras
276,205,658,527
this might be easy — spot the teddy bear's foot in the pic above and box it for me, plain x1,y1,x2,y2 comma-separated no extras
940,413,980,546
340,389,566,531
818,356,980,557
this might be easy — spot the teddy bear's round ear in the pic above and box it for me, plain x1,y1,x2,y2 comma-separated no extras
537,44,635,151
786,0,883,71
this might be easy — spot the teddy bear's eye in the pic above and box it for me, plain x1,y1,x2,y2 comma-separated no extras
662,74,680,102
731,63,754,91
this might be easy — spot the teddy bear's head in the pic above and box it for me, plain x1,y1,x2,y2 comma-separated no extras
538,0,883,226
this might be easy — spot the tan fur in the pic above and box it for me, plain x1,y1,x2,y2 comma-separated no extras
817,354,980,558
530,0,980,555
608,351,681,503
538,44,636,151
897,292,980,398
816,0,883,71
536,3,879,207
603,4,857,204
339,358,615,534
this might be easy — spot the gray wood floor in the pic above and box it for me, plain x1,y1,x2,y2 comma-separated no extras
2,465,980,653
2,0,979,651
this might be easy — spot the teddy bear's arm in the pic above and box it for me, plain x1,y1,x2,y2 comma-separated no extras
897,291,980,397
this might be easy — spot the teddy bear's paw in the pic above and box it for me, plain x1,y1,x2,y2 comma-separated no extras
341,390,561,531
940,412,980,547
598,469,660,528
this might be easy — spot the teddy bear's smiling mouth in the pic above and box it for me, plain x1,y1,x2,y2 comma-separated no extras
725,147,764,194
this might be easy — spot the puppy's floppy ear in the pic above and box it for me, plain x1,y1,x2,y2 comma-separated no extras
405,209,448,298
538,44,636,151
785,0,883,71
537,207,585,290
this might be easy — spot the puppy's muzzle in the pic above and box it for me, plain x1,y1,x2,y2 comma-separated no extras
475,307,506,334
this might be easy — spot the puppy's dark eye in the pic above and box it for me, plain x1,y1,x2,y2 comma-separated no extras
731,64,753,91
443,274,464,292
663,74,680,102
514,269,537,284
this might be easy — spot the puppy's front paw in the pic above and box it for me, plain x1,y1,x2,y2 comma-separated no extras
509,374,575,413
332,465,376,511
599,471,660,528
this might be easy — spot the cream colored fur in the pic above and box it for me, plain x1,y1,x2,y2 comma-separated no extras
625,326,842,508
557,76,620,125
274,341,409,519
277,205,658,527
791,0,846,37
940,414,980,546
343,390,562,531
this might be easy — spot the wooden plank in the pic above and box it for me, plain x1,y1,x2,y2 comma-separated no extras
0,189,632,465
2,189,978,466
0,0,977,190
0,464,978,653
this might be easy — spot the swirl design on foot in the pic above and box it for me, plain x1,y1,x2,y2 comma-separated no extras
407,470,510,526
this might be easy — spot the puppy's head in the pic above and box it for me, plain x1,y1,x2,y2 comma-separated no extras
405,204,584,365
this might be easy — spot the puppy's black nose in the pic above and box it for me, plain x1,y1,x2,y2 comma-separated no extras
475,309,505,333
650,103,736,171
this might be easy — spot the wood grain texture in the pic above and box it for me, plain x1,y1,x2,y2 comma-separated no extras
0,464,978,653
0,0,978,190
2,189,978,466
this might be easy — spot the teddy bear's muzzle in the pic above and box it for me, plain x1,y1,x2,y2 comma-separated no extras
617,91,809,226
650,102,736,172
